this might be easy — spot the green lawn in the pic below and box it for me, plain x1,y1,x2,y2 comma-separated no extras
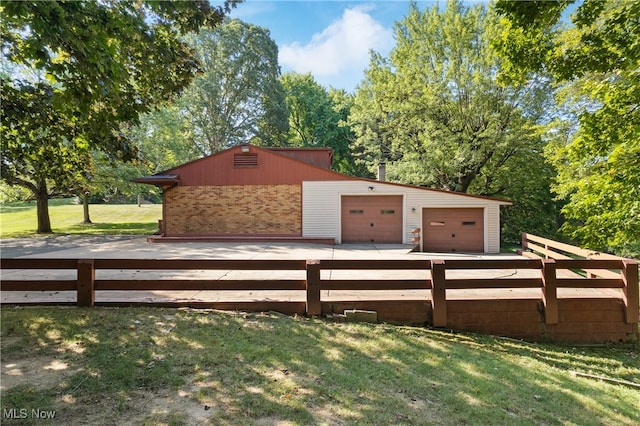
1,307,638,425
0,198,161,237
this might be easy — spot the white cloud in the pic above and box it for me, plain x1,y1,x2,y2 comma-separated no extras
279,5,394,81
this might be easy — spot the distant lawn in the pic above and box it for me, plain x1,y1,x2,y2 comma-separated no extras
0,198,161,238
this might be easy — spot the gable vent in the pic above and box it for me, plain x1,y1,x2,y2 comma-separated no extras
234,153,258,167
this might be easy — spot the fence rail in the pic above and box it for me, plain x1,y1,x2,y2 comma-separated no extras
520,233,627,280
2,256,637,326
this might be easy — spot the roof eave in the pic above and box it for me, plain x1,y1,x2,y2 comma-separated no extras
131,175,179,187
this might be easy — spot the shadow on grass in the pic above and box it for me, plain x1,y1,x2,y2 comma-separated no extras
0,204,36,214
1,223,157,239
0,198,77,212
64,222,157,235
1,307,639,425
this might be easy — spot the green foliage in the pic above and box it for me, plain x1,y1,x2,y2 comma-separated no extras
351,1,548,190
496,0,640,253
546,71,640,251
491,147,565,243
350,0,560,240
86,152,160,204
98,105,204,203
493,1,570,85
129,18,288,161
1,0,238,232
0,82,88,194
496,0,639,81
1,0,237,160
282,73,333,147
0,181,31,203
280,72,367,176
1,81,90,232
104,18,288,200
128,106,203,173
180,19,288,153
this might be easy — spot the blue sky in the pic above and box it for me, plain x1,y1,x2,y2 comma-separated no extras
227,1,577,93
227,1,445,92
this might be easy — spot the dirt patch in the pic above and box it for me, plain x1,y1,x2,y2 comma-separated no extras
1,356,83,391
119,389,218,426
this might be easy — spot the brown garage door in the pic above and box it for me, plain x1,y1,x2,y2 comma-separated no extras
341,196,403,243
422,208,484,252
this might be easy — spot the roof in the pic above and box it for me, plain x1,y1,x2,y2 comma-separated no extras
136,145,355,186
265,147,333,169
131,174,179,186
132,144,511,204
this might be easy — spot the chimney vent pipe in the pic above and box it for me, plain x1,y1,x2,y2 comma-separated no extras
377,163,386,182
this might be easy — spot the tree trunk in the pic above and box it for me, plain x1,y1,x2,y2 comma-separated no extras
455,174,474,193
83,193,92,224
36,179,52,233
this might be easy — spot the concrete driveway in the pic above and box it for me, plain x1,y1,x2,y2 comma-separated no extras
0,236,617,304
0,235,512,260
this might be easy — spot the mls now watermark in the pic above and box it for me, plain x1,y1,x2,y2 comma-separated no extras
3,408,57,420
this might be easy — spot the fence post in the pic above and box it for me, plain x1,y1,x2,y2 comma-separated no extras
306,260,321,316
542,259,557,324
77,259,95,307
430,259,447,327
621,260,639,324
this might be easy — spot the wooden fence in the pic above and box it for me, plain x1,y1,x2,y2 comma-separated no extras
2,256,638,328
521,233,624,261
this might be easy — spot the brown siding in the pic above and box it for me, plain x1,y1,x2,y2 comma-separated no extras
266,147,333,169
166,145,354,186
164,185,301,235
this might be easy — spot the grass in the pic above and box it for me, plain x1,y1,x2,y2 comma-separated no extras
0,198,161,238
1,307,639,425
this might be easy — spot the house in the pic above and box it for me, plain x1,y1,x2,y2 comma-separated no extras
133,144,511,253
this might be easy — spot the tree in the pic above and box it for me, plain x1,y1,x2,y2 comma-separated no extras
180,19,288,154
1,82,88,232
349,0,559,241
129,107,203,173
86,152,158,204
351,1,549,189
1,0,238,232
495,0,640,253
281,72,365,175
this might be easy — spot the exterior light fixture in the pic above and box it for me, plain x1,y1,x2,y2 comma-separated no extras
241,145,250,153
411,207,416,213
368,186,374,191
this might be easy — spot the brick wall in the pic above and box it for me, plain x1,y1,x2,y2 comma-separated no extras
544,298,638,343
322,301,430,325
164,185,301,235
445,298,638,343
447,300,544,340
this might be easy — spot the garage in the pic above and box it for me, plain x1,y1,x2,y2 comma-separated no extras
341,196,403,243
422,208,484,252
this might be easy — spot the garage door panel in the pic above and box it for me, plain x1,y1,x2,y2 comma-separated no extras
422,208,484,252
342,196,403,243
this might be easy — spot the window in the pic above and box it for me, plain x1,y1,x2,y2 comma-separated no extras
462,221,476,226
234,153,258,167
430,221,445,227
380,209,395,215
349,210,364,215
